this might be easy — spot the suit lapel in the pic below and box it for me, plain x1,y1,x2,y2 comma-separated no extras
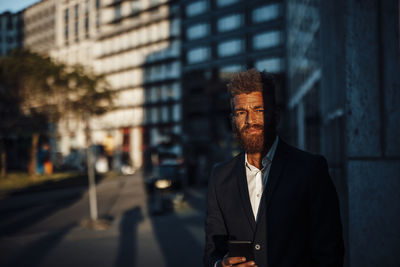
256,140,289,224
235,153,257,232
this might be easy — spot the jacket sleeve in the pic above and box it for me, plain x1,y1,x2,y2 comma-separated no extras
204,165,228,267
310,156,345,267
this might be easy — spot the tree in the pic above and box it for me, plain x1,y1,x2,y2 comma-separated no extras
0,49,114,220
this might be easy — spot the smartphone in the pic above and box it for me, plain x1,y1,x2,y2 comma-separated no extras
228,240,255,262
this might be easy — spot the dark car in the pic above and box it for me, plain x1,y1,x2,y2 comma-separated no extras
145,161,185,214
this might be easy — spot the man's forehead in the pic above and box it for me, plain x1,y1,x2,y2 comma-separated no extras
233,92,264,107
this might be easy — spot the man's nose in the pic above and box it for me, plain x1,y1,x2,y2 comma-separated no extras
246,110,257,124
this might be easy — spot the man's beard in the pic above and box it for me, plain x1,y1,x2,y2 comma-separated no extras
234,120,276,154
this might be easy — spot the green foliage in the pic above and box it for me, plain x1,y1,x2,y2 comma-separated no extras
0,49,114,134
0,171,85,194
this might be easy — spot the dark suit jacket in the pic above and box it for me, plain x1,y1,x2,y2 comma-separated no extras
204,140,344,267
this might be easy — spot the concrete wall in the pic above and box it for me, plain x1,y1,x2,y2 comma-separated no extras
321,0,400,266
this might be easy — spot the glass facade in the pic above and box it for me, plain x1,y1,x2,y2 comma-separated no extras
217,14,243,32
252,31,282,50
254,57,284,73
187,47,210,63
186,23,209,40
216,0,239,8
217,39,243,57
252,3,281,23
186,0,208,17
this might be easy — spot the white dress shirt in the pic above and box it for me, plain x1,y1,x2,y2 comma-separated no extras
245,136,279,220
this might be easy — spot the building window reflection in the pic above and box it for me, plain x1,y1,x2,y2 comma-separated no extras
216,0,239,8
217,14,243,32
252,3,281,23
219,64,244,79
255,57,284,73
217,39,243,57
253,31,282,50
186,0,208,17
186,23,209,40
187,46,210,64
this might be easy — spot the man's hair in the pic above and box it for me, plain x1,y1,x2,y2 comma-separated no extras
227,68,276,111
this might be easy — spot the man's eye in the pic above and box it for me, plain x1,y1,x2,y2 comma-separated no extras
257,109,264,113
235,111,246,116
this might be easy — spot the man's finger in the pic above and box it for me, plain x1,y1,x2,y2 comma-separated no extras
223,256,246,266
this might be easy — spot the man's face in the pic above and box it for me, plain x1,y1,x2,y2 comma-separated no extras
232,91,276,153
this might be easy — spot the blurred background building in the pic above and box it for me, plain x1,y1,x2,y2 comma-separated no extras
180,0,286,184
0,0,399,266
0,11,23,57
95,0,182,171
23,0,57,55
50,0,104,169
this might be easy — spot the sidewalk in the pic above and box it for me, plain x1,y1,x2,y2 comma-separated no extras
0,171,208,267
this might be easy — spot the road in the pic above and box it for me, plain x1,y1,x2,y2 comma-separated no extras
0,171,207,267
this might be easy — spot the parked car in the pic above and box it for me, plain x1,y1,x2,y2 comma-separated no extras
145,160,185,214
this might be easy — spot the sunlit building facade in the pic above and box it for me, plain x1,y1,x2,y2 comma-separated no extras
23,0,57,55
49,0,103,168
51,0,101,66
94,0,182,169
181,0,286,184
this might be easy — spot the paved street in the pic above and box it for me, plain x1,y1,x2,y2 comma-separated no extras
0,171,207,267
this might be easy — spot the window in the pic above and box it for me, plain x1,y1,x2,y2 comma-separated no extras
217,39,243,57
149,0,159,6
253,31,282,50
96,12,100,28
115,5,122,19
131,1,141,13
252,3,280,23
64,8,69,22
170,18,180,36
216,0,239,8
85,16,89,38
161,106,169,122
255,58,284,73
219,64,244,79
74,4,79,19
85,0,89,14
186,0,208,17
64,25,69,43
151,86,161,102
7,16,12,30
186,23,209,40
217,14,243,32
187,47,210,64
75,21,79,41
151,107,159,123
96,0,101,9
173,104,181,122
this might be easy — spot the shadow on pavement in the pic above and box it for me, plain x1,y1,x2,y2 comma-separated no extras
149,206,205,267
4,224,75,267
115,206,143,267
5,173,104,197
0,173,106,237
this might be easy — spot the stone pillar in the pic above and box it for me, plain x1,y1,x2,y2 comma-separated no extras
321,0,400,266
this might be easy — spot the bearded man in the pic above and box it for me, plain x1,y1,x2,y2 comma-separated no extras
204,69,344,267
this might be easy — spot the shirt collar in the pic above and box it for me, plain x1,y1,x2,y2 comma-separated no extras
245,136,279,171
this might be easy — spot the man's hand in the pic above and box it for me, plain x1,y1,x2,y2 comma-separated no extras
220,255,257,267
